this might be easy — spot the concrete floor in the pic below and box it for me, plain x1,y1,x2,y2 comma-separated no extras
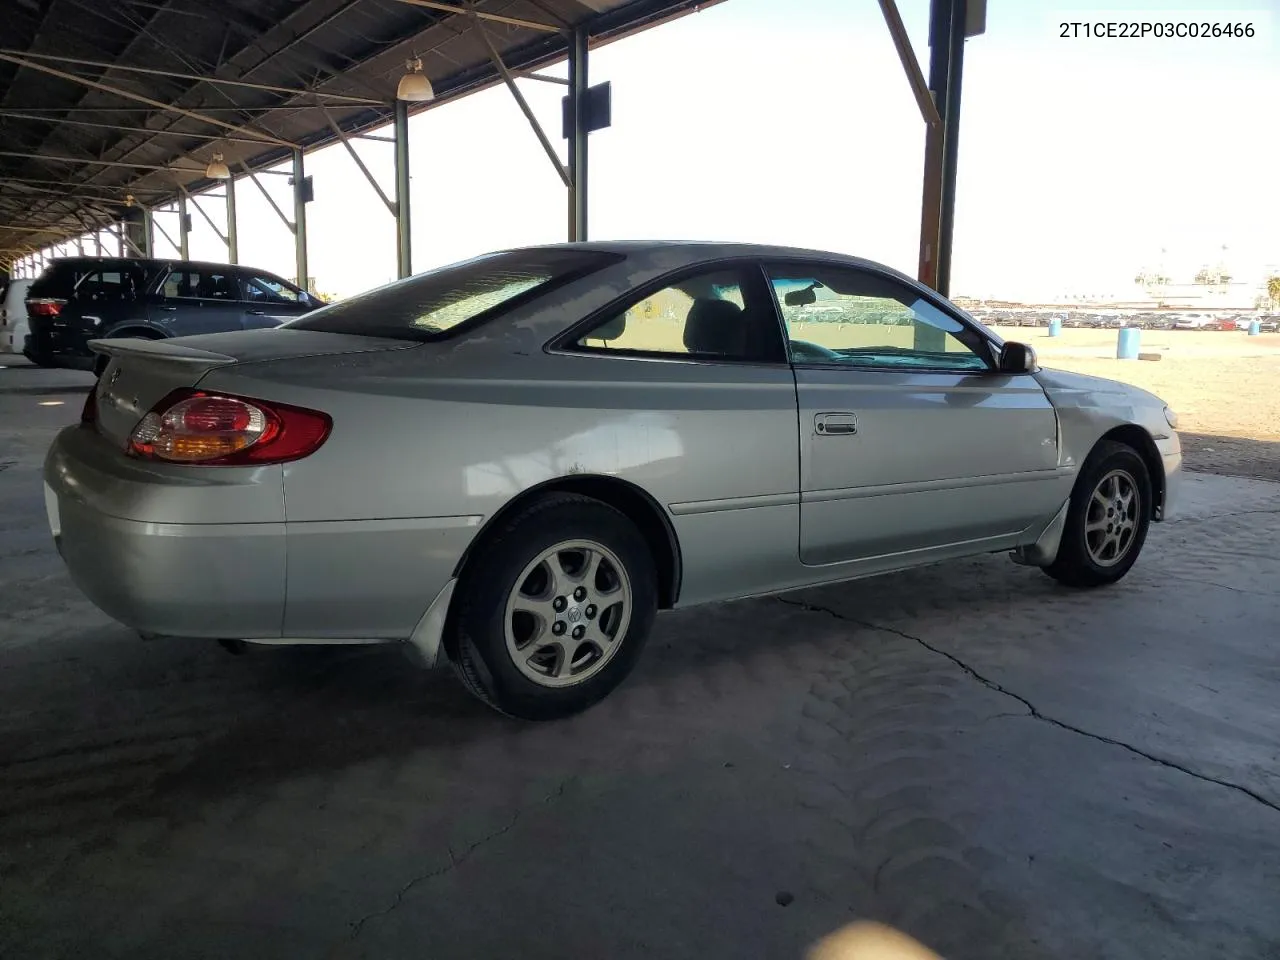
2,360,1278,960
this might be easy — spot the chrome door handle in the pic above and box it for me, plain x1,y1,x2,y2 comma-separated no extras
161,306,178,311
247,309,266,315
815,412,858,436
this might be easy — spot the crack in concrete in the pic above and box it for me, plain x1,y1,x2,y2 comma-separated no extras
775,596,1280,817
1143,571,1275,598
345,777,572,942
1165,506,1280,525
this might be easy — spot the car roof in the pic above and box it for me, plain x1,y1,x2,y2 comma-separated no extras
42,256,270,274
496,240,922,286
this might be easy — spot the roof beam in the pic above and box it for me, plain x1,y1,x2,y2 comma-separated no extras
0,150,203,173
0,175,169,194
0,52,297,147
0,110,272,145
179,185,228,245
876,0,942,126
477,26,571,187
391,0,563,34
319,105,396,215
0,49,386,106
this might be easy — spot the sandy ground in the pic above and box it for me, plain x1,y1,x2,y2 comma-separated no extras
991,327,1280,480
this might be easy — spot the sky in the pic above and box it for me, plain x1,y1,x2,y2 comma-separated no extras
21,0,1280,301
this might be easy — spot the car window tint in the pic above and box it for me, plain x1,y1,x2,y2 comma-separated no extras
163,269,239,300
766,265,990,371
75,269,139,303
28,262,95,299
244,275,301,302
574,267,782,363
286,249,619,341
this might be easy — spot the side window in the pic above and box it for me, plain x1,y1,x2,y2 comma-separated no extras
75,269,139,303
244,275,302,303
162,269,239,301
573,267,782,363
766,265,991,372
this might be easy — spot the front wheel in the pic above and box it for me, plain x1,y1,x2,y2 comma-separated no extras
1044,440,1152,588
448,494,657,720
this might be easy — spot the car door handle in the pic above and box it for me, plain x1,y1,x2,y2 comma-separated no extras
161,306,178,312
247,309,266,315
815,412,858,436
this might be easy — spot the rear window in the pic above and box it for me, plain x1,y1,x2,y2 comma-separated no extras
27,262,95,299
284,249,620,341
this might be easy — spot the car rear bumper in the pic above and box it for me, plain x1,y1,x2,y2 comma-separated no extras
44,424,481,646
44,424,287,638
24,324,95,369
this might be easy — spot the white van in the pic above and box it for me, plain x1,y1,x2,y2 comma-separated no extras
1,278,34,354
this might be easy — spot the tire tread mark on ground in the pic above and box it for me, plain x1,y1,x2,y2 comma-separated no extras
345,776,573,942
776,596,1280,817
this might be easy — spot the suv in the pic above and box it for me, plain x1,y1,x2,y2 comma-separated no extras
22,257,323,372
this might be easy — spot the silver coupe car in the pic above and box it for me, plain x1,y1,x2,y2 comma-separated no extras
44,242,1182,719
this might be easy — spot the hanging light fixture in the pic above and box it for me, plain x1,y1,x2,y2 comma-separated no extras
205,152,231,180
397,57,434,102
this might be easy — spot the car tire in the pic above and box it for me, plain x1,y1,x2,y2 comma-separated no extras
448,493,657,720
1044,440,1152,588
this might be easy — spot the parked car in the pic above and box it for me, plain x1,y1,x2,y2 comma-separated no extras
22,256,322,373
44,242,1182,720
1,277,34,354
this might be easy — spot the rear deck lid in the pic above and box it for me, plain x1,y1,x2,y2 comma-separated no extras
88,328,414,447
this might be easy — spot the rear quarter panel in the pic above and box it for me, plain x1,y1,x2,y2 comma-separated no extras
200,346,800,636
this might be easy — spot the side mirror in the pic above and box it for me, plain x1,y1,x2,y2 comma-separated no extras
998,341,1037,373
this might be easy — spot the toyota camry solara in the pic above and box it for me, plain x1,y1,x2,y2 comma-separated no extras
45,242,1182,719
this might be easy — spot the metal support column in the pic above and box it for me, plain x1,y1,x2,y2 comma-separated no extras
567,27,589,242
292,148,308,290
936,0,967,298
917,0,967,297
142,207,154,257
177,191,190,260
394,100,412,278
226,177,239,263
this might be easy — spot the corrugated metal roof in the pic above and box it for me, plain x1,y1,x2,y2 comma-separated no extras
0,0,722,260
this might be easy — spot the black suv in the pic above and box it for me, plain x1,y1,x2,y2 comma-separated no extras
23,256,323,372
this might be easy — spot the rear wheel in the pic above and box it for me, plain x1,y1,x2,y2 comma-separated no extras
1044,440,1152,588
448,494,657,720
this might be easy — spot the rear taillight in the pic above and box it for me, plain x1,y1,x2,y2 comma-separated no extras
28,298,66,317
128,389,331,466
81,387,98,426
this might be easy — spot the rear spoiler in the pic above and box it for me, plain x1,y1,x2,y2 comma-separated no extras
87,338,237,367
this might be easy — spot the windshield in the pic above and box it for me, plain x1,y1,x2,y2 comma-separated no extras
284,249,620,341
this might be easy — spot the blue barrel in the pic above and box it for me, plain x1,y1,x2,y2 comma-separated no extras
1116,326,1140,359
1249,320,1261,336
1048,318,1063,337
